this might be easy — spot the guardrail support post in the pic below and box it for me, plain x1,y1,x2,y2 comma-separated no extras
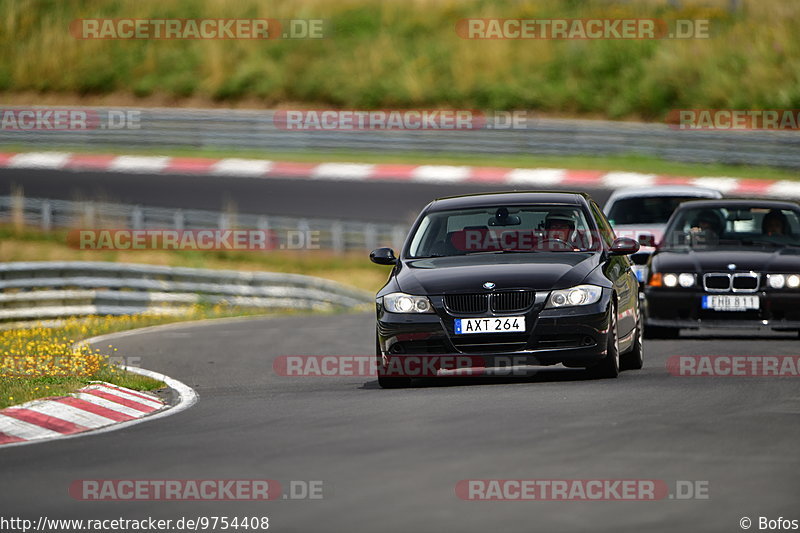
132,206,144,230
173,210,184,230
331,221,344,254
41,200,52,231
364,224,378,252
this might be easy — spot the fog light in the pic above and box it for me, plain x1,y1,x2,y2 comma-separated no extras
663,273,678,287
768,274,786,289
678,273,695,288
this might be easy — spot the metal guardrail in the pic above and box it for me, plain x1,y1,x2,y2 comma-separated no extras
0,107,800,168
1,107,799,169
0,195,409,252
0,261,373,321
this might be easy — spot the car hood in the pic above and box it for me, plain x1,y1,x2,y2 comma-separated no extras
399,253,600,294
653,247,800,273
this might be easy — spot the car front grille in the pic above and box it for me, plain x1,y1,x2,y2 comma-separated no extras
491,291,535,313
702,273,760,293
444,294,489,314
444,291,535,314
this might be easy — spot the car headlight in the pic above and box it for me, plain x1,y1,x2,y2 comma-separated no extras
546,285,603,308
663,273,678,288
678,273,696,288
768,274,786,289
787,275,800,289
382,292,433,313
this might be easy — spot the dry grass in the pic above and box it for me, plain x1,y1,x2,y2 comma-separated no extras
1,0,797,119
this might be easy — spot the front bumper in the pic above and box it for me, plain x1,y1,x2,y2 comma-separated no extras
644,288,800,330
376,291,613,370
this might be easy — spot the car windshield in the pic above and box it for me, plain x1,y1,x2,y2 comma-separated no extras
662,205,800,249
407,205,600,258
607,196,709,226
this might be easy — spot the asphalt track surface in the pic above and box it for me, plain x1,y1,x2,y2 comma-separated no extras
0,168,613,224
1,313,798,532
1,168,797,532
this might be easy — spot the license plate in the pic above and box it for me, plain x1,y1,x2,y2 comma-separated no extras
454,316,525,334
702,295,759,311
632,265,647,282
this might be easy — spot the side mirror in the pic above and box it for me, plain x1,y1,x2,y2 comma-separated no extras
638,233,656,247
610,237,640,256
370,247,397,265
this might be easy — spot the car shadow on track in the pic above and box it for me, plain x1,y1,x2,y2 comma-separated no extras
360,366,634,389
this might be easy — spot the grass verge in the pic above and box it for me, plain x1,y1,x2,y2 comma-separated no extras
0,307,273,409
0,225,391,293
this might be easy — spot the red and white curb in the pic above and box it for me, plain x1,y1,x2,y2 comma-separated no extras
0,367,197,448
2,151,799,198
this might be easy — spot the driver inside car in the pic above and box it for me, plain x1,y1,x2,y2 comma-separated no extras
543,211,586,250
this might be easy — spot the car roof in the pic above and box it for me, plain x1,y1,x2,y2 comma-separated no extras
605,185,722,206
673,198,800,211
427,191,590,212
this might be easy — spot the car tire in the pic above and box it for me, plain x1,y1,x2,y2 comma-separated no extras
643,324,679,339
376,336,412,389
620,315,644,371
588,303,620,379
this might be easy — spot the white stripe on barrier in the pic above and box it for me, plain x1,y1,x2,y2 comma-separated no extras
82,384,162,409
0,414,63,440
411,165,471,183
22,401,116,428
312,163,375,180
506,168,566,185
691,177,741,193
601,172,657,188
109,156,170,173
211,158,273,176
766,180,800,199
72,392,150,417
8,152,72,169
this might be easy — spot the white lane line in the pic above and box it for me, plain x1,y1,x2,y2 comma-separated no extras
0,414,62,440
601,172,657,188
22,401,116,428
506,168,566,185
109,156,171,173
411,165,471,183
83,384,163,409
312,162,375,180
211,158,273,176
72,392,150,417
8,152,72,169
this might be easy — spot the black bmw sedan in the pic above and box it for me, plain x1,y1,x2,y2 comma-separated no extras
643,199,800,338
369,191,642,388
